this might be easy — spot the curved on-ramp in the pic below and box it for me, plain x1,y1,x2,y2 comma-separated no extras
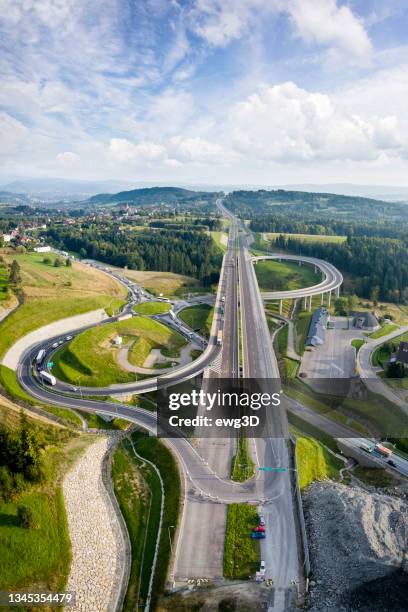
252,253,343,301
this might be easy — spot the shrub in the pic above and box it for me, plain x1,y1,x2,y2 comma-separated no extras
17,504,36,529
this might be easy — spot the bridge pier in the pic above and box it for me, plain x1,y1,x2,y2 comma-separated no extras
303,297,307,310
308,296,312,311
279,300,283,315
335,286,340,298
320,293,324,305
327,290,332,307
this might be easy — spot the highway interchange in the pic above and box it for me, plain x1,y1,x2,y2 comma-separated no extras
13,198,408,608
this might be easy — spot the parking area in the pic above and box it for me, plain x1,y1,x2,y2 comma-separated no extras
299,316,365,379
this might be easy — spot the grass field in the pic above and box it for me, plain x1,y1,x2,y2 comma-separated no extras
129,432,180,608
223,504,260,579
231,436,254,482
367,323,399,339
210,231,228,252
296,437,342,490
52,316,186,386
178,304,214,337
107,267,209,297
266,232,346,244
372,330,408,367
0,252,126,359
112,442,160,611
0,416,94,592
0,262,8,301
133,301,171,315
351,338,365,354
0,365,82,427
294,311,313,355
255,259,320,292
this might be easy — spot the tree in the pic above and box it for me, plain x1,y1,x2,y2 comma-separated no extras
347,294,358,314
8,259,21,285
53,257,62,267
370,286,380,307
17,504,36,529
42,256,51,265
386,362,405,379
79,247,87,258
65,258,72,267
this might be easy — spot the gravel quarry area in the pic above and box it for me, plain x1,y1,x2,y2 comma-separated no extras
304,481,408,611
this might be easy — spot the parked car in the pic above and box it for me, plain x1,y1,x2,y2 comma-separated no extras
52,342,59,348
387,459,397,468
260,561,266,572
251,532,266,539
258,513,265,526
252,526,266,533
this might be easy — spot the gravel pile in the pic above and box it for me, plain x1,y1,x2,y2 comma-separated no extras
303,482,408,611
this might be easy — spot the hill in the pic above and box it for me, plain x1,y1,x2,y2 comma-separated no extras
87,186,205,205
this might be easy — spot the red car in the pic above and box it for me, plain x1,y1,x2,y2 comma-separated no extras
252,525,266,533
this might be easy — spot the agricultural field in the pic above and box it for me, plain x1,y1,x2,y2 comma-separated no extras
254,259,321,292
178,304,214,337
266,232,346,245
52,316,186,386
0,252,126,359
133,301,171,315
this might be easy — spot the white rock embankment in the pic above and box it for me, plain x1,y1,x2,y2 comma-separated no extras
2,308,108,370
63,436,129,612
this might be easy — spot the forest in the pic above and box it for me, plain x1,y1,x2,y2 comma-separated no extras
273,234,408,303
44,225,222,286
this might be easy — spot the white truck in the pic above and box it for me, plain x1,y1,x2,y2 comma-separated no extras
39,370,57,386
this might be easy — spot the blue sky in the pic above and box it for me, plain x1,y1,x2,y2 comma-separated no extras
1,0,408,185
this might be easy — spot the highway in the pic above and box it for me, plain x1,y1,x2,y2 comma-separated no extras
236,216,300,603
15,197,408,608
252,254,343,303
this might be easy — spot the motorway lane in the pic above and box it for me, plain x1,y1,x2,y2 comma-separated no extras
238,228,300,598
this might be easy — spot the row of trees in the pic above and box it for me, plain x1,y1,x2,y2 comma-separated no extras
273,234,408,303
45,226,222,286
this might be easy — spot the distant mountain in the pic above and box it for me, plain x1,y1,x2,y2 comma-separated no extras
87,186,203,205
277,183,408,202
0,190,31,205
1,178,138,198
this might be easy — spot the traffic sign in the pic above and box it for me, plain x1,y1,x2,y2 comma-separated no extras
258,467,287,472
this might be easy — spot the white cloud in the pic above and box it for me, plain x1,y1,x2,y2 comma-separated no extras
56,151,80,166
228,82,404,162
0,112,27,155
189,0,371,65
285,0,372,65
109,139,167,163
168,135,228,162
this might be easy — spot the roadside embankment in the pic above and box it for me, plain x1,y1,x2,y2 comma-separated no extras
304,481,408,611
63,436,130,612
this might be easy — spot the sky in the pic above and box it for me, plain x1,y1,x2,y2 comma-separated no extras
1,0,408,186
